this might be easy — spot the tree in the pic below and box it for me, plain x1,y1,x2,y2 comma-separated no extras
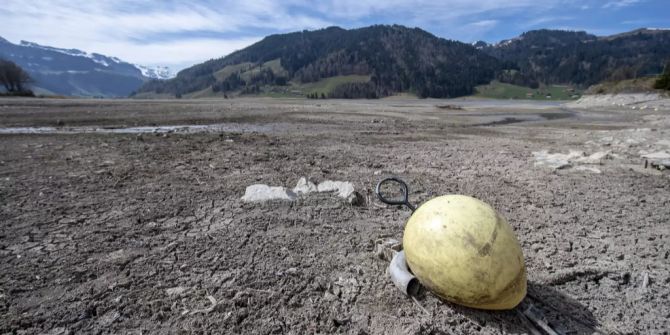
0,59,32,93
654,61,670,90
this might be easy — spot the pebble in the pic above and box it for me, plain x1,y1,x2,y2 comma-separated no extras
166,286,187,296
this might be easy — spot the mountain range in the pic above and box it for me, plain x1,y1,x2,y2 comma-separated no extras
2,25,669,99
136,25,670,99
0,37,174,97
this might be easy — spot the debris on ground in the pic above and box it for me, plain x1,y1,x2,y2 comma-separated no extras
292,177,317,194
387,251,419,296
575,151,611,164
533,150,582,169
316,180,363,204
374,238,402,261
243,178,362,204
532,150,611,172
316,180,355,199
641,151,670,161
166,286,188,297
574,166,602,174
241,184,297,202
566,93,670,110
642,151,670,170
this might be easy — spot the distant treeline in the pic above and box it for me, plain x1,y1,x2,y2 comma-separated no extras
136,26,670,99
484,29,670,87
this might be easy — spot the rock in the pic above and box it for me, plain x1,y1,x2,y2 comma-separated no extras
323,292,338,302
534,149,615,172
317,180,355,199
374,238,402,261
292,177,317,195
532,150,583,169
642,151,670,160
574,166,602,174
641,272,650,290
333,276,361,303
103,249,139,265
576,151,611,164
531,243,543,252
241,184,297,202
166,286,187,296
347,191,365,206
642,151,670,169
97,310,120,326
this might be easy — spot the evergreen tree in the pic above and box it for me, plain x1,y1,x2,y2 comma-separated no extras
654,61,670,90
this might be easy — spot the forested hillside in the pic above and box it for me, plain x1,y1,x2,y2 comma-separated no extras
136,26,670,99
483,29,670,88
137,25,499,98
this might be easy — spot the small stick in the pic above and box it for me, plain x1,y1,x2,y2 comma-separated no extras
515,309,543,335
411,295,431,316
523,304,559,335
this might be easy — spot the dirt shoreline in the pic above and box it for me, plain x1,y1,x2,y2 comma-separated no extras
1,97,668,334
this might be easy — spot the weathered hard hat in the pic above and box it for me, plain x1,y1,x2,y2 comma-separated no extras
403,195,526,310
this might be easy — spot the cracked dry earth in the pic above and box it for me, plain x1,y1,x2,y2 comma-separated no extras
0,98,669,334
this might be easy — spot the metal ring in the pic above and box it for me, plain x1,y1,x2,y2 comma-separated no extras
375,177,416,212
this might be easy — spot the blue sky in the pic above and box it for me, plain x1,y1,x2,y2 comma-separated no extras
0,0,668,71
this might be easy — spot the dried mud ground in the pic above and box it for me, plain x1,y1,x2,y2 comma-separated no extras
0,98,669,334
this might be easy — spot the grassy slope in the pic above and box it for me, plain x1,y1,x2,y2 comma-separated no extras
214,59,289,82
474,81,581,100
153,74,371,99
257,75,371,98
584,76,658,94
213,62,254,81
294,75,370,96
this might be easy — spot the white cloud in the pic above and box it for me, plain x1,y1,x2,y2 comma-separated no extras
0,0,329,70
469,20,499,28
313,0,555,20
522,15,574,28
93,38,262,71
603,0,643,9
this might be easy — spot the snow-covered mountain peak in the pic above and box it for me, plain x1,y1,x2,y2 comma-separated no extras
134,65,174,80
17,39,174,79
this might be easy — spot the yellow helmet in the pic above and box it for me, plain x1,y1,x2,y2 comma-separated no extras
403,195,526,310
